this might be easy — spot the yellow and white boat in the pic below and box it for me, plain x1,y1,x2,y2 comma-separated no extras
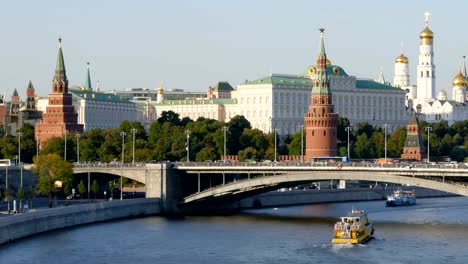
332,209,374,244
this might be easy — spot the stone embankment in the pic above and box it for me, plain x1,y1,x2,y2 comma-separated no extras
0,198,160,245
239,187,453,209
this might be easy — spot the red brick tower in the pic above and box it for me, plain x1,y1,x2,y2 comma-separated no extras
35,39,83,148
304,29,338,160
10,89,20,115
26,80,36,110
401,112,426,161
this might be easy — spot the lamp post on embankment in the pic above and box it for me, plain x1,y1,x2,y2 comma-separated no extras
120,131,126,200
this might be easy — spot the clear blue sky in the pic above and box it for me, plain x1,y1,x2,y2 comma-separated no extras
1,0,467,97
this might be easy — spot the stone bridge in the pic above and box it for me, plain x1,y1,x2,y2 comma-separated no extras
174,163,468,204
73,162,468,213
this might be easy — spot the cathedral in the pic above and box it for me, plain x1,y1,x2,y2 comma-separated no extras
394,13,468,125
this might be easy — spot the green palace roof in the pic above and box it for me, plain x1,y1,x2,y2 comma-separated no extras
355,79,400,90
69,86,133,104
244,74,401,91
244,75,311,86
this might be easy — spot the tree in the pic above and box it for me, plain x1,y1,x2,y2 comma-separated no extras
40,137,64,158
157,111,181,125
227,115,251,155
450,146,468,162
354,122,374,138
0,135,17,160
109,181,115,198
287,131,303,156
17,186,25,212
33,153,74,206
354,134,372,158
337,117,352,146
78,179,86,200
79,128,104,162
27,186,35,209
239,147,261,161
91,180,99,200
18,123,37,163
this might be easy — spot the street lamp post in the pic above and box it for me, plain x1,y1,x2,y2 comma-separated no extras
64,130,67,161
222,126,228,162
76,133,80,164
18,132,23,212
6,163,9,214
36,138,39,158
274,128,279,162
425,126,432,162
383,124,388,164
345,126,351,160
186,130,191,162
120,131,126,200
131,128,137,164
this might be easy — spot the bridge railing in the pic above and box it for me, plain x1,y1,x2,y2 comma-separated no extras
174,161,468,170
72,160,468,170
74,162,147,169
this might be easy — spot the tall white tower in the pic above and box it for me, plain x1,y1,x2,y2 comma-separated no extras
416,12,435,105
156,80,164,103
394,48,410,88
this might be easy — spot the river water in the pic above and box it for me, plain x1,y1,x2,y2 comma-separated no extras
1,196,468,264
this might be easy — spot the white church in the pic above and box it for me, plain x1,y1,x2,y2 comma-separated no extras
393,12,468,125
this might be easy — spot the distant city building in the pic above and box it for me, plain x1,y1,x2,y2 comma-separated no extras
0,81,42,135
35,39,83,148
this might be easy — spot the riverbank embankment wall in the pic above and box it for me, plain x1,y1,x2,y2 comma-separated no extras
239,187,453,209
0,198,160,245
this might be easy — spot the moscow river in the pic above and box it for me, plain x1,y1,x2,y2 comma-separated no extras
1,196,468,264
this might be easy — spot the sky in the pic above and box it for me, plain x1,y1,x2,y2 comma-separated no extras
1,0,468,97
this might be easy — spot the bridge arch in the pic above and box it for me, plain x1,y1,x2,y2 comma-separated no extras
184,171,468,204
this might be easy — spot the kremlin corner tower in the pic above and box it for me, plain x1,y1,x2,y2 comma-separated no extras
304,29,338,160
35,39,83,148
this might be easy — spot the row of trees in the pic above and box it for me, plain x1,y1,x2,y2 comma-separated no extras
1,111,467,205
1,112,467,164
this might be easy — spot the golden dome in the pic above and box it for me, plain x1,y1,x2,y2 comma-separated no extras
452,71,468,87
395,53,409,64
157,87,164,94
326,59,331,65
420,26,434,39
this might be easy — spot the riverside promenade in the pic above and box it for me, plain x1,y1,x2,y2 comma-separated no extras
0,198,160,245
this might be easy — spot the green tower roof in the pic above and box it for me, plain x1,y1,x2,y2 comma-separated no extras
53,38,68,84
85,62,92,90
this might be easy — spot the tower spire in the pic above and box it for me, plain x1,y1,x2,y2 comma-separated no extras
378,66,386,84
85,62,92,90
461,56,467,77
312,28,330,96
318,28,326,56
424,11,430,26
53,38,68,93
